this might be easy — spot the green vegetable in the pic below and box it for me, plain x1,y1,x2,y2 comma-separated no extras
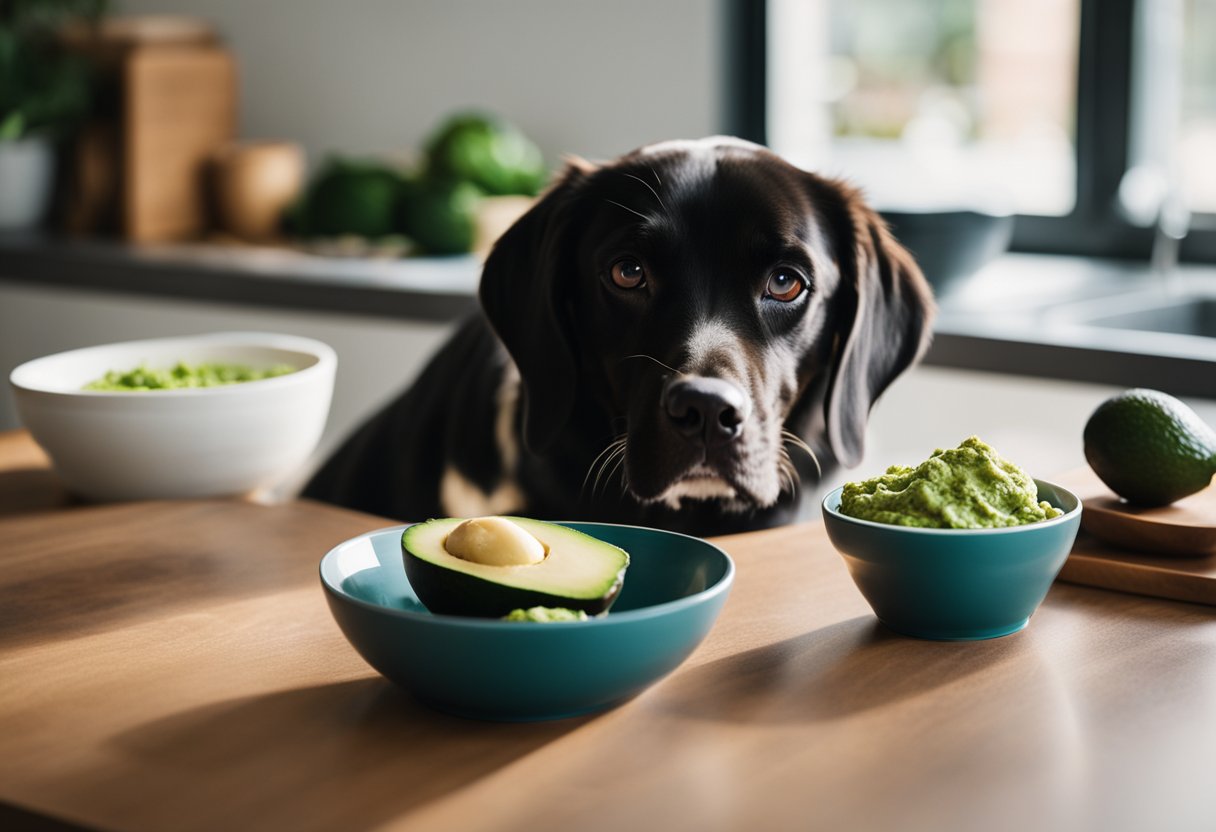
423,112,547,197
839,436,1063,529
1083,388,1216,507
291,157,409,239
84,362,296,391
398,177,481,255
0,1,102,141
502,607,589,623
0,111,24,141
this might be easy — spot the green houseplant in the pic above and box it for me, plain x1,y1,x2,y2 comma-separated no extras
0,0,103,228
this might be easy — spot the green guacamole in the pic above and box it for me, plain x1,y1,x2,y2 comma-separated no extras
84,362,296,391
839,436,1064,529
502,606,589,623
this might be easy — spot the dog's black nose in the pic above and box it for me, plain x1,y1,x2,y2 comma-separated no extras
663,376,751,447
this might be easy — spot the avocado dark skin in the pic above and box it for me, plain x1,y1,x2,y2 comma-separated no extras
402,553,621,618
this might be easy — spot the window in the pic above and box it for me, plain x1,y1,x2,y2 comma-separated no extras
734,0,1216,263
1169,0,1216,215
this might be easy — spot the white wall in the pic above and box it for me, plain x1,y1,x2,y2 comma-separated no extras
116,0,728,167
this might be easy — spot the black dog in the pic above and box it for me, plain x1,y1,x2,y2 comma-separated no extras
303,138,934,536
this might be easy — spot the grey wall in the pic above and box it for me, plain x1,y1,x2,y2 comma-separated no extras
117,0,728,167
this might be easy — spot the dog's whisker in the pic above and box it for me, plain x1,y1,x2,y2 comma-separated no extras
782,429,822,479
603,198,650,223
582,436,627,498
778,450,800,498
602,449,628,498
621,172,670,216
621,353,680,375
774,447,793,497
593,444,628,499
645,162,663,190
582,439,622,491
618,458,632,497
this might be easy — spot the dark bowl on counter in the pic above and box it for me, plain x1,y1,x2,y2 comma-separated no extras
880,208,1015,299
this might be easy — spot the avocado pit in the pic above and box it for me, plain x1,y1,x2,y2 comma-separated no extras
443,516,547,566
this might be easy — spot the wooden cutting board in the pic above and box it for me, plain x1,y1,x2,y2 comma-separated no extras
1054,467,1216,605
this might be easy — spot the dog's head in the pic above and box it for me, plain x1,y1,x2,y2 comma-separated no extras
480,137,934,513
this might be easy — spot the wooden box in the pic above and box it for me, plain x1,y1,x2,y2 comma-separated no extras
62,19,237,242
123,46,236,242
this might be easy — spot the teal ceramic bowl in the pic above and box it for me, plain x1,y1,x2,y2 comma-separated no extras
320,522,734,721
822,480,1081,640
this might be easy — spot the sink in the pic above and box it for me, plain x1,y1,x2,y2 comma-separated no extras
1082,296,1216,338
928,256,1216,399
1041,290,1216,341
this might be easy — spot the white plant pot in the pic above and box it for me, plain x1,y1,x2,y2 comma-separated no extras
0,137,55,230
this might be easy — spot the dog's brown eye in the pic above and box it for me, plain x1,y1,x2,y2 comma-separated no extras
765,269,805,302
611,258,647,289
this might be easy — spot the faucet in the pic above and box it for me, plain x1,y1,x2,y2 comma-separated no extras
1117,163,1191,296
1119,0,1190,296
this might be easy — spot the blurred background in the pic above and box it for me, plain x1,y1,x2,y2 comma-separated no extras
768,0,1216,251
1,0,1214,489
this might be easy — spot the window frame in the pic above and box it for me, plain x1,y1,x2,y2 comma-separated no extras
730,0,1216,264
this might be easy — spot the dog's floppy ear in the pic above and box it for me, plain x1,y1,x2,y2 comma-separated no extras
478,160,595,453
823,186,935,467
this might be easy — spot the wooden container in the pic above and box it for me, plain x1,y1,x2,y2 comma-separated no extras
124,46,236,242
210,141,304,242
60,17,237,242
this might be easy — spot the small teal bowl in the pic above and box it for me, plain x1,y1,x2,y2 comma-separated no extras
320,522,734,721
822,480,1081,640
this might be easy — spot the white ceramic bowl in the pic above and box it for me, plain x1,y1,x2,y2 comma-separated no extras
10,332,336,501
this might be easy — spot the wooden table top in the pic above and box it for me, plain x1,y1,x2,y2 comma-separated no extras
2,429,1213,832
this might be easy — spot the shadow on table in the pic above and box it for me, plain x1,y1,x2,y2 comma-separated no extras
0,499,374,651
659,615,1024,724
88,677,592,829
0,466,76,517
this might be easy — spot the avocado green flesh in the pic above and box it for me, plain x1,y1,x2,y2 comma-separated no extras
84,361,295,391
839,436,1062,529
401,517,629,618
502,607,589,622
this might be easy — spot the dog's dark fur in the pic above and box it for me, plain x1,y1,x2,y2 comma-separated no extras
303,138,934,536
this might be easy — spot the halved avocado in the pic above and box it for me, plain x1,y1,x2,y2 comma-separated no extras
401,517,629,617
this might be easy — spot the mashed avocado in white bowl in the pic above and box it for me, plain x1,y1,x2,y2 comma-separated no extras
10,332,335,501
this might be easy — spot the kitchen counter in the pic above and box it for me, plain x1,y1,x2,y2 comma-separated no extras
2,233,1214,395
928,254,1216,396
0,231,480,321
2,428,1215,832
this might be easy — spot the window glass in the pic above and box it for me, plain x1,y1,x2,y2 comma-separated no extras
1181,0,1216,214
768,0,1080,216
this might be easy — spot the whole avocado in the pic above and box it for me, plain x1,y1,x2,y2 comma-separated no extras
294,157,408,239
398,177,481,255
424,113,547,197
1083,388,1216,506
